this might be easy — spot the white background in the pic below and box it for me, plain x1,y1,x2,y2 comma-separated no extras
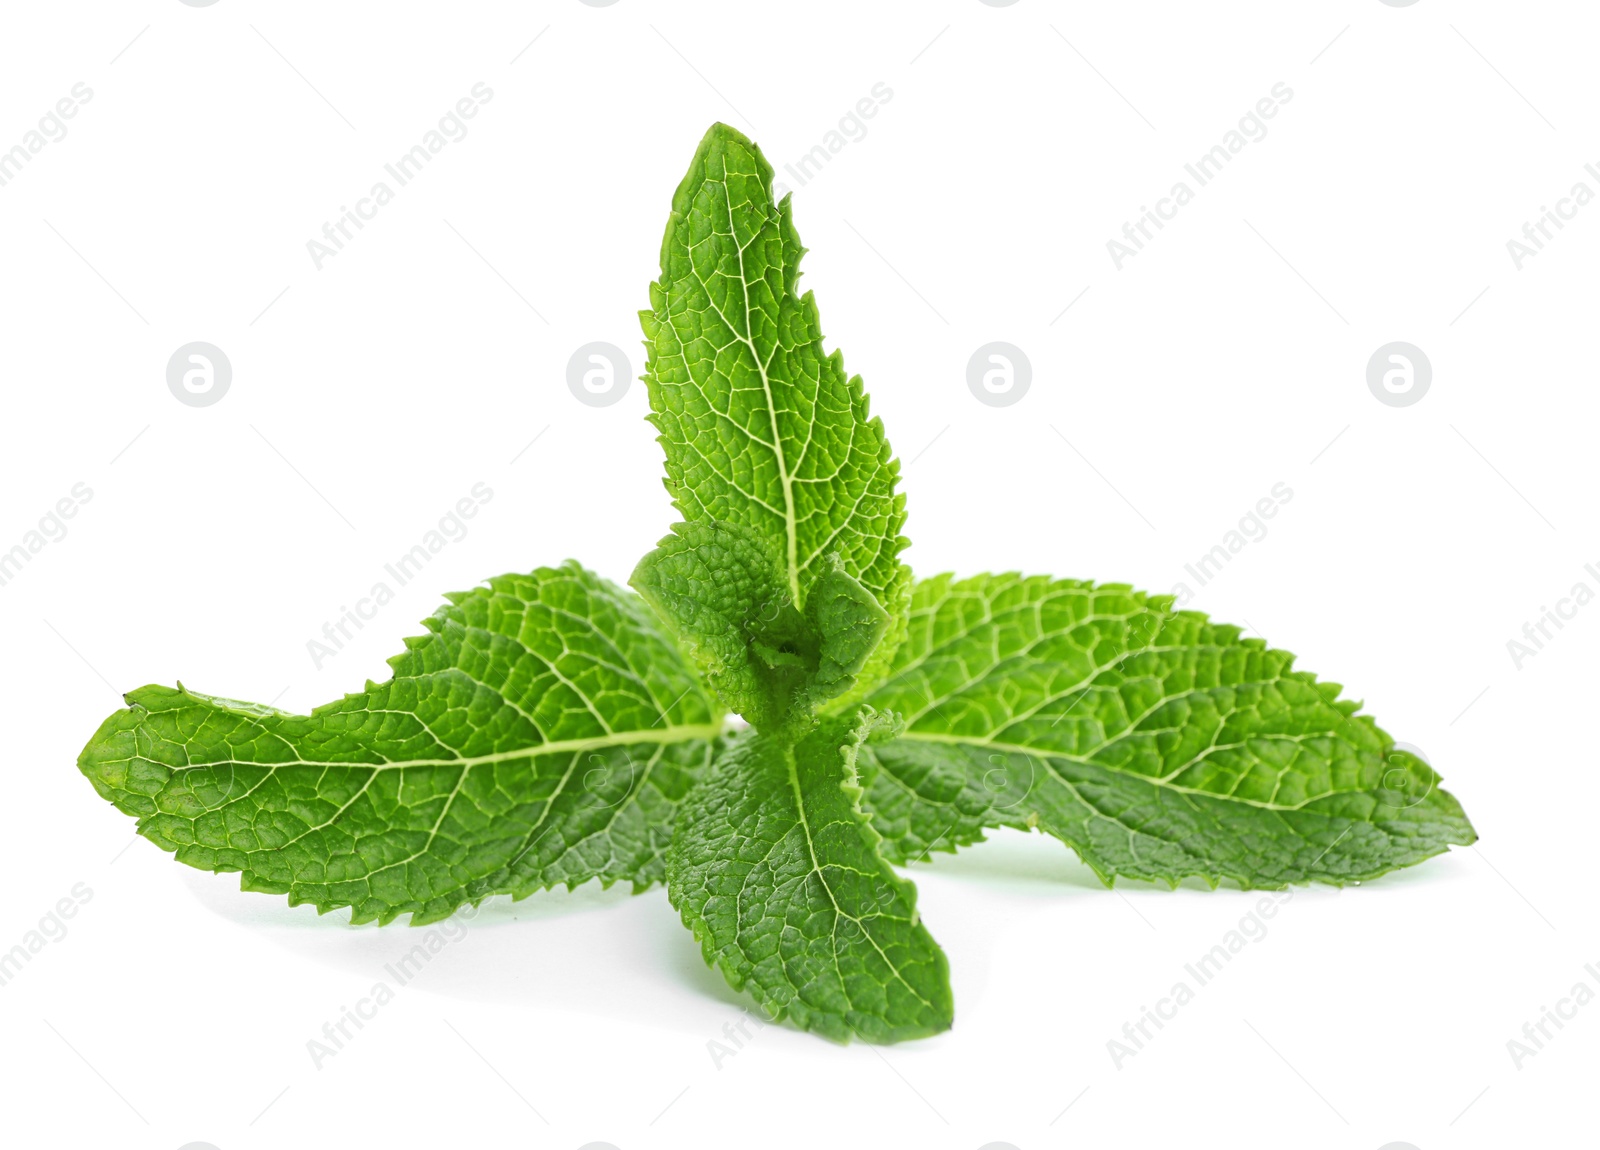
0,2,1593,1148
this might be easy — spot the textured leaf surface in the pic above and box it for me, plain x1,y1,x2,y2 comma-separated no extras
79,563,724,924
857,573,1477,887
632,519,888,729
640,122,910,679
666,709,952,1042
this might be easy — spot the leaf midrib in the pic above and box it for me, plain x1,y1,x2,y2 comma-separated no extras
722,172,800,606
142,722,728,776
893,730,1363,813
783,738,939,1020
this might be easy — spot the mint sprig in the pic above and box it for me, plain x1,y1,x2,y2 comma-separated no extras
77,123,1475,1044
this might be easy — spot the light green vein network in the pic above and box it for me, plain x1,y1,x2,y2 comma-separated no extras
639,122,911,670
855,573,1476,888
79,563,725,924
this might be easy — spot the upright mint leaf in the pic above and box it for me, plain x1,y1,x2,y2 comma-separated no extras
79,563,725,924
631,520,888,729
855,573,1476,888
640,122,911,691
666,708,953,1043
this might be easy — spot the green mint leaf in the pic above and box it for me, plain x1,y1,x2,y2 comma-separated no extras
640,122,911,691
665,708,953,1042
804,554,895,702
631,520,889,729
856,573,1476,887
78,563,725,924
